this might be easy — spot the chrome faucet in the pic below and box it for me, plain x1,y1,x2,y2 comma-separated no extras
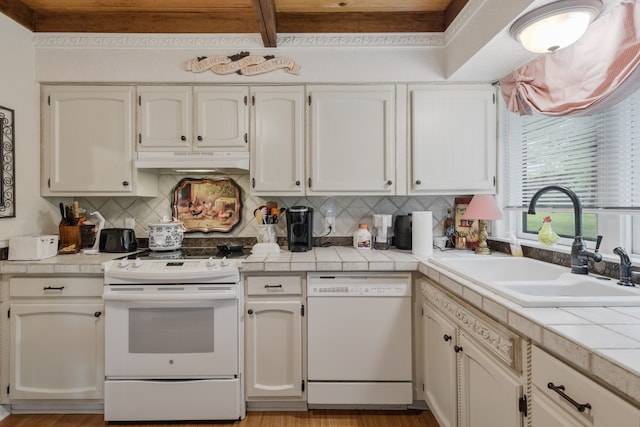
527,185,603,274
613,247,637,286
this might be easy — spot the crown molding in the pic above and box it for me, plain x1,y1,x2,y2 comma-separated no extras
33,32,444,49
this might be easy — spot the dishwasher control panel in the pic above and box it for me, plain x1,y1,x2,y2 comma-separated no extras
307,273,411,297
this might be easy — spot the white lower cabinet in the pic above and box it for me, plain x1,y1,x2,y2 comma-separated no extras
8,276,104,400
531,345,640,426
244,275,305,403
421,278,526,427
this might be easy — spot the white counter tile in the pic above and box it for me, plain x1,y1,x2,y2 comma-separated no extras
562,307,640,324
548,324,640,349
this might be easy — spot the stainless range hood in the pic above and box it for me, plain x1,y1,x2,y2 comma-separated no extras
135,151,249,172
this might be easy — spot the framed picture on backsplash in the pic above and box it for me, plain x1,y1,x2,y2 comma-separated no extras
171,178,242,233
454,196,478,249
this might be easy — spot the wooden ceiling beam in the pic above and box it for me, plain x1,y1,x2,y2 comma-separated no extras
251,0,277,47
277,11,446,33
0,0,35,31
31,11,260,33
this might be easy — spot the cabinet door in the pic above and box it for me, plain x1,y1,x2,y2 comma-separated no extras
10,303,104,399
245,300,303,399
194,87,248,150
250,87,305,196
457,330,524,427
423,302,457,427
137,86,191,150
410,85,496,194
42,86,135,194
307,85,395,195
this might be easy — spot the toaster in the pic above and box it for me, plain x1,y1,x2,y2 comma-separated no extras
99,228,137,253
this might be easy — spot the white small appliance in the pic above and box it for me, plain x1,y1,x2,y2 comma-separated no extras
8,235,59,260
372,214,393,250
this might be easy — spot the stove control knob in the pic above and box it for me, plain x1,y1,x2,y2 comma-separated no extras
118,258,129,268
206,257,217,268
133,258,143,268
220,257,230,267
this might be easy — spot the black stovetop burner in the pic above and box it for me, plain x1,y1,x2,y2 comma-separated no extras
123,247,248,260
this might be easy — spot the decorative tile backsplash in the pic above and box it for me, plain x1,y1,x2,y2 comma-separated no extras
76,173,456,242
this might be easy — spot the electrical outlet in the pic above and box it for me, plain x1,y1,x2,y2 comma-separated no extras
325,216,336,233
124,217,135,229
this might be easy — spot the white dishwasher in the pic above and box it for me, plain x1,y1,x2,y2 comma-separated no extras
307,272,412,407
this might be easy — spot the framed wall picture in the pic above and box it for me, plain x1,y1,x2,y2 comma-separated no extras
454,196,479,249
0,105,15,219
171,178,242,233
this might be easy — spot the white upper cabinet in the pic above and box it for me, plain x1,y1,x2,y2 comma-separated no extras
137,86,248,152
250,86,305,196
307,85,395,195
194,87,249,151
137,86,191,150
409,84,497,194
42,85,157,196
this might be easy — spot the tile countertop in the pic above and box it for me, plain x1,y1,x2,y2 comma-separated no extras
2,246,640,406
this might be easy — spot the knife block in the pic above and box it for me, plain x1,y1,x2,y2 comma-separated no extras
59,224,81,254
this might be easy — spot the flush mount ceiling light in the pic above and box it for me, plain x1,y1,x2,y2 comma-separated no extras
510,0,602,53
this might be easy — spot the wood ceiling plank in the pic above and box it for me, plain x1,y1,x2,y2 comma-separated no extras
32,11,261,33
277,11,445,33
22,0,254,12
252,0,277,47
0,0,35,30
275,0,451,13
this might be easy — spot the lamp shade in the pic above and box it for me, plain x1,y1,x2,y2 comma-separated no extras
510,0,602,53
461,195,503,221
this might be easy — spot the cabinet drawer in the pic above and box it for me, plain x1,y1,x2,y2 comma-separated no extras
532,345,640,425
246,275,302,296
10,277,104,297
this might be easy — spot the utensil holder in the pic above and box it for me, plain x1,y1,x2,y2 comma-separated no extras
257,224,277,244
59,224,81,254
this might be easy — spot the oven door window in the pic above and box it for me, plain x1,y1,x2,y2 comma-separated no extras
129,307,214,354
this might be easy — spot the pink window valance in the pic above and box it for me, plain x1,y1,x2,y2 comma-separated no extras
500,0,640,116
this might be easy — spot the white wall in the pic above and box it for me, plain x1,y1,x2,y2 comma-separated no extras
0,15,60,243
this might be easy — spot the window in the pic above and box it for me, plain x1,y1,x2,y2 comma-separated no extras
502,89,640,252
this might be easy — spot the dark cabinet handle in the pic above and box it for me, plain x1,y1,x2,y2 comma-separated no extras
43,286,64,291
415,180,422,185
181,135,186,141
454,345,463,353
94,311,102,318
443,334,452,342
198,135,203,141
247,308,254,315
547,383,592,412
122,181,129,187
264,284,283,289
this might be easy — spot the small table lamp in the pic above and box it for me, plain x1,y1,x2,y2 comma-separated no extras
461,194,503,255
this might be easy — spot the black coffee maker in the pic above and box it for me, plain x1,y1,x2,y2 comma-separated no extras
286,206,314,252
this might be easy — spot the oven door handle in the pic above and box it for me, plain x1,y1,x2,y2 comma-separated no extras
102,291,237,302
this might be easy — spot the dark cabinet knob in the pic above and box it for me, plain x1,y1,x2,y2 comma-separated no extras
454,345,463,353
247,308,254,315
443,334,452,342
415,180,422,185
122,181,129,187
295,180,301,186
386,180,393,185
181,135,186,141
198,136,203,141
94,311,102,318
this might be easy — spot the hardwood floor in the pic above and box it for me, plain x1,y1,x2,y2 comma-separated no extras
0,410,439,426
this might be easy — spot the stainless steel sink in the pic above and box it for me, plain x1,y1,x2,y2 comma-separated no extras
431,257,640,307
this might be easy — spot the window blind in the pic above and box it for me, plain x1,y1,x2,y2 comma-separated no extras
503,89,640,210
